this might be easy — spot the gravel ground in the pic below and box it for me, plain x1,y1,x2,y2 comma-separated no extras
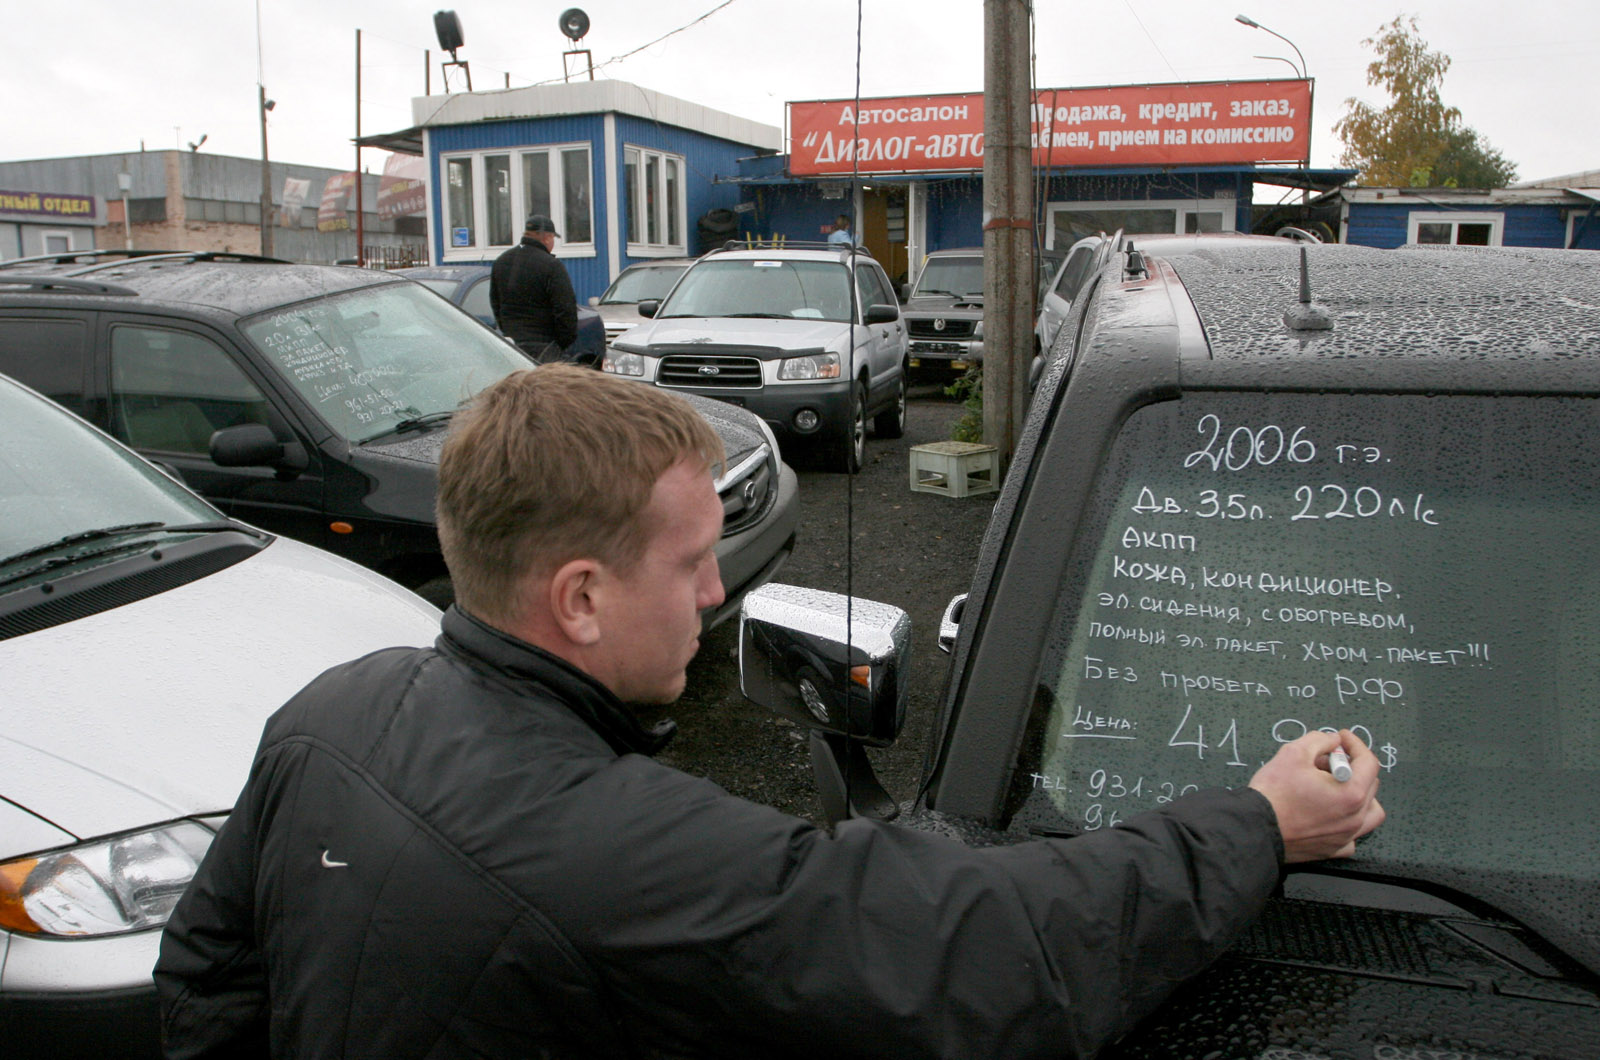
635,383,997,821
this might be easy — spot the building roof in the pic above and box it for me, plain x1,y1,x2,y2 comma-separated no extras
1514,168,1600,192
360,79,783,158
1338,185,1594,207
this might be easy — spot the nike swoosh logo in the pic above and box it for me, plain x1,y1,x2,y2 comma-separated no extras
321,850,349,869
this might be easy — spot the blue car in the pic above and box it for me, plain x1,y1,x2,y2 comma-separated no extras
396,264,605,366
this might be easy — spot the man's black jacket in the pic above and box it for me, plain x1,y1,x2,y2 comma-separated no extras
490,237,578,353
154,607,1283,1059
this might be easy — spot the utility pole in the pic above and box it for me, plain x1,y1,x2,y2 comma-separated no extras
355,29,365,267
981,0,1034,476
259,86,274,257
257,0,273,256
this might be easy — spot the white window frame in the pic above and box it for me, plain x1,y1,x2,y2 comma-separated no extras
1043,198,1236,249
41,229,74,254
1566,206,1599,249
439,143,596,261
1406,211,1504,247
623,145,688,257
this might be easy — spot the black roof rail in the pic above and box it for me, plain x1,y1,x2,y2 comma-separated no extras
0,275,138,296
0,249,155,270
64,251,292,275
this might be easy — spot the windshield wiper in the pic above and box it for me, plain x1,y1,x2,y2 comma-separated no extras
0,522,165,569
722,312,793,319
361,410,455,444
0,520,247,589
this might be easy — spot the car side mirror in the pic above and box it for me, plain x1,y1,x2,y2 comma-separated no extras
587,295,600,307
938,593,966,654
739,583,909,746
864,303,899,325
210,423,306,478
638,300,660,319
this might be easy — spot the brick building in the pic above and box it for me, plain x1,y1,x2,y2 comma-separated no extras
0,150,426,264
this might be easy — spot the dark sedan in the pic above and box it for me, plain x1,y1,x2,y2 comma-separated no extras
397,263,605,366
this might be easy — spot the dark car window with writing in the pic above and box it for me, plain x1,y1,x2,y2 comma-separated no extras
1023,392,1600,967
241,284,526,441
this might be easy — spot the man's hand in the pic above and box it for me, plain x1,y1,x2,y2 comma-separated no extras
1248,729,1386,863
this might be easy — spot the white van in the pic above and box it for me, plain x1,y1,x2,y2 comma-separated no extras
0,373,441,1056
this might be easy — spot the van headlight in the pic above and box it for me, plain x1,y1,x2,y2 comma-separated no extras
0,821,217,937
778,352,841,380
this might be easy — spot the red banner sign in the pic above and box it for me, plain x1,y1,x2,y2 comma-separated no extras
317,172,356,233
377,154,427,221
788,79,1312,176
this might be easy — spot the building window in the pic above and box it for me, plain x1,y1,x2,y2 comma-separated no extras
1407,211,1503,247
441,145,594,257
624,145,687,255
1044,198,1236,248
446,157,475,248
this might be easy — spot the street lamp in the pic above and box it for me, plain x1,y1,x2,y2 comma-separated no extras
1235,14,1306,80
259,89,274,257
1236,12,1311,200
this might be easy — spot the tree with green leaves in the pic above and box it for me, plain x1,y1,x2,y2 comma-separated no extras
1335,16,1517,188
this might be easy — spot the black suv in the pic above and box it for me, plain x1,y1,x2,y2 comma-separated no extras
0,252,798,623
741,243,1600,1056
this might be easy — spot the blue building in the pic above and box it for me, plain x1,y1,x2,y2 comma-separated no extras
371,77,1360,296
1337,171,1600,251
367,79,780,301
728,158,1351,287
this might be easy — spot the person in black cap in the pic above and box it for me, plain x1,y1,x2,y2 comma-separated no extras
490,214,580,363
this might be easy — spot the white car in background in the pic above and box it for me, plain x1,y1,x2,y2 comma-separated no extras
588,257,695,344
0,373,441,1058
1035,234,1114,356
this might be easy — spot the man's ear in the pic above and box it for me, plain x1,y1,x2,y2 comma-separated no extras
548,558,605,645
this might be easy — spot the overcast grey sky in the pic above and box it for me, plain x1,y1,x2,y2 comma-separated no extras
6,0,1594,186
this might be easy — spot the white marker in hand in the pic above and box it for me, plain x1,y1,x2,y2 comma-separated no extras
1329,749,1352,783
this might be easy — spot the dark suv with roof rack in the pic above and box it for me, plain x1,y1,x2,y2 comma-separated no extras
601,241,907,473
739,242,1600,1056
0,251,797,623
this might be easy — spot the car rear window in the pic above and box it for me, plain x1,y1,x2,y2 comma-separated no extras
1022,391,1600,967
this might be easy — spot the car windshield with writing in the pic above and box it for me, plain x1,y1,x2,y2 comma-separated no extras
240,283,528,443
657,259,854,323
1021,389,1600,972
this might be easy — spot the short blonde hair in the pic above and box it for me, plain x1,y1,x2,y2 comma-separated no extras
437,366,724,626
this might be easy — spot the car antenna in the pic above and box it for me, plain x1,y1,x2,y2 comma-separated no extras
1283,246,1333,332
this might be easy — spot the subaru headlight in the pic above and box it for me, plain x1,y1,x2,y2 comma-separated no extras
972,320,984,340
0,821,217,937
778,352,841,381
602,346,646,377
